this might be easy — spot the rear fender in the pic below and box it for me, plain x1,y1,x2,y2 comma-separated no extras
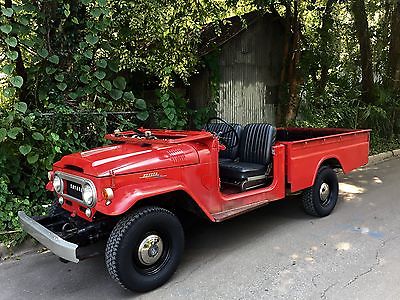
311,155,344,185
98,179,215,221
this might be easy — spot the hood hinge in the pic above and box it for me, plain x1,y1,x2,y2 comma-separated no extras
110,170,116,188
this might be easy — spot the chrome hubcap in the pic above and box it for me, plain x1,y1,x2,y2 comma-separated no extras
319,182,330,206
138,234,164,266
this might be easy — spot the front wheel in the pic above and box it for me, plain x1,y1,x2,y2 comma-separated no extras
105,206,184,292
302,166,339,217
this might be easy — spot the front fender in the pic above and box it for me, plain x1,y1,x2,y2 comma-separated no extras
96,178,215,221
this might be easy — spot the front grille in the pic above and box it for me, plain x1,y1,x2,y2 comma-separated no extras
55,171,97,207
66,180,83,200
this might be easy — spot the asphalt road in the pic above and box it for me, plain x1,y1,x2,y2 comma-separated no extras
1,157,400,300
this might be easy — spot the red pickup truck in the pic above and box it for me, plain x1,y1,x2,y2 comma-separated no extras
18,118,370,292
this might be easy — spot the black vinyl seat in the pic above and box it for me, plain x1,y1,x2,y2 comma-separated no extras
219,161,266,180
218,157,235,164
219,123,276,190
205,123,243,162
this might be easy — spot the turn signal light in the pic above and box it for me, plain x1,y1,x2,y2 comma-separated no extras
85,208,92,218
102,188,114,206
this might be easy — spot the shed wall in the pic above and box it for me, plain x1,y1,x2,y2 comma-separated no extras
216,16,284,125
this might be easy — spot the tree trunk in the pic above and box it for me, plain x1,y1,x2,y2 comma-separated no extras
284,0,302,123
382,0,392,84
273,1,302,125
271,2,290,126
317,0,337,94
351,0,375,104
389,0,400,91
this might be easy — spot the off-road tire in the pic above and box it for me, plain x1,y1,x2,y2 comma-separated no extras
105,206,184,292
302,166,338,217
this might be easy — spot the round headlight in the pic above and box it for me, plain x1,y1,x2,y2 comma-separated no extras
82,184,95,206
53,175,62,193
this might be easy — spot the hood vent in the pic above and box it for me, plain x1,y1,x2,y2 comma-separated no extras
167,149,185,163
64,164,84,173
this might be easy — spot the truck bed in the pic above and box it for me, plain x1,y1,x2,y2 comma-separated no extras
276,128,371,193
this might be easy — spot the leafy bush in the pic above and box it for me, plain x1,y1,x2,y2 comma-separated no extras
369,132,400,155
0,0,227,246
0,103,58,245
0,176,32,246
156,89,189,129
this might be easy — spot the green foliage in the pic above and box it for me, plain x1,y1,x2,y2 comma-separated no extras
156,90,188,129
0,0,152,118
192,52,221,129
295,0,400,155
107,0,226,88
0,105,65,244
295,74,360,129
0,177,31,246
369,132,400,155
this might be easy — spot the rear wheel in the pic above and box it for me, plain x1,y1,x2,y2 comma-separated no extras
302,166,339,217
105,206,184,292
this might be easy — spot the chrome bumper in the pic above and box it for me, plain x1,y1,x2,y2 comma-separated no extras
18,211,79,263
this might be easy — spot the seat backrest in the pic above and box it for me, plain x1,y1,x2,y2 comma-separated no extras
239,123,276,165
205,123,243,160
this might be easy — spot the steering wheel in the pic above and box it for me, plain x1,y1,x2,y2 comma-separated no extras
205,117,239,149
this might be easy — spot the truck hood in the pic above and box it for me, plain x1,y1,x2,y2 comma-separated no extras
53,143,199,177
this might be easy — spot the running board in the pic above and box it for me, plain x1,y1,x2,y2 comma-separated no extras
211,199,270,222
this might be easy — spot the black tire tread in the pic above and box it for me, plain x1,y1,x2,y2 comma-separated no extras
302,187,318,216
105,206,177,291
302,166,335,217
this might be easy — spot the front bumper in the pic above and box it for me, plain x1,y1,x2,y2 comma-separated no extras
18,211,79,263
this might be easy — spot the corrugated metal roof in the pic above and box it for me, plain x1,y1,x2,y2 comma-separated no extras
198,11,264,57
